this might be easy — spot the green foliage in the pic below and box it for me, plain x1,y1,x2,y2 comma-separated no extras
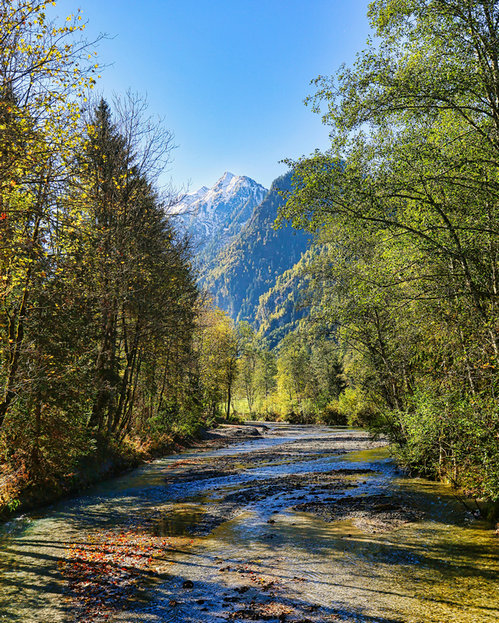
197,306,239,421
334,388,378,428
0,3,215,510
394,392,499,501
232,323,347,424
277,0,499,501
254,247,316,347
6,498,21,512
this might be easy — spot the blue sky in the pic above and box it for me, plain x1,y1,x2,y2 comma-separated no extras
70,0,372,192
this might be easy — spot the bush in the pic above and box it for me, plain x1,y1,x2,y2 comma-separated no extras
336,388,378,427
318,401,347,425
386,391,499,502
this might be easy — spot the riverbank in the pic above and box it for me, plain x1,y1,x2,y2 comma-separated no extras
0,422,267,523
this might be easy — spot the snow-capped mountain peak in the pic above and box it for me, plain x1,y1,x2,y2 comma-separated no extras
175,172,268,266
216,171,235,188
200,172,260,212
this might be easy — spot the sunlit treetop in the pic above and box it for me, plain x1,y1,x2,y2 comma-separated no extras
0,0,102,164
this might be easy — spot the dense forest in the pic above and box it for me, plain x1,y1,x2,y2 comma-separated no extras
0,1,243,513
277,0,499,505
1,0,498,516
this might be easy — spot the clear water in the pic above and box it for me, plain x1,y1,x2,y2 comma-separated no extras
0,424,497,622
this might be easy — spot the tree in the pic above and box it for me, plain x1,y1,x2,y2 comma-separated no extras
0,0,98,429
236,321,259,413
74,96,197,439
254,349,277,400
279,0,499,498
197,306,239,420
0,4,208,505
274,332,310,419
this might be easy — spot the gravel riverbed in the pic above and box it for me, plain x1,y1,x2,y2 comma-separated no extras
0,423,498,623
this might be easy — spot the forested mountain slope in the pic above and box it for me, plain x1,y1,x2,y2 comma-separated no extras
202,172,311,324
253,247,316,347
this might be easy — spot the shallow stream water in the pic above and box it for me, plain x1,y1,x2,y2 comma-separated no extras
0,424,498,622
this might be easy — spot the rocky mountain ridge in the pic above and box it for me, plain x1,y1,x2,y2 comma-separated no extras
175,172,268,269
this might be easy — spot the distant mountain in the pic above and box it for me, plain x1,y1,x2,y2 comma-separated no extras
175,172,268,271
254,248,315,347
202,171,312,328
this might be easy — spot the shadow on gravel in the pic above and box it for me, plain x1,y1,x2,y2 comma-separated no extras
145,543,499,621
122,571,410,623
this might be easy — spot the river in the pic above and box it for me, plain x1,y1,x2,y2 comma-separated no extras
0,424,498,622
